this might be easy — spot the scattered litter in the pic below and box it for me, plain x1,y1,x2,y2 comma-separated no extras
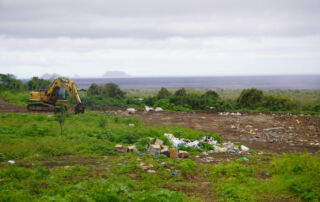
8,160,15,164
296,120,301,124
164,133,185,147
140,162,154,170
115,144,128,153
263,127,284,131
128,145,137,152
202,152,208,156
169,148,178,159
145,106,154,112
178,150,189,158
127,108,136,114
227,149,236,153
155,107,163,112
128,123,135,127
149,144,161,156
154,139,164,145
208,150,215,154
237,157,249,161
147,170,156,173
249,129,255,134
271,134,281,138
172,172,179,175
139,153,147,156
241,145,249,152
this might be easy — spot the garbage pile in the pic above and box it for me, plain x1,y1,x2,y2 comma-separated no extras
114,137,189,158
115,133,249,157
165,133,249,154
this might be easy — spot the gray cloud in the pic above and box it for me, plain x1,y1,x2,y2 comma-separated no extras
1,0,320,38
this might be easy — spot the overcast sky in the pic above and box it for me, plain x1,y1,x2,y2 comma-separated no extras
0,0,320,78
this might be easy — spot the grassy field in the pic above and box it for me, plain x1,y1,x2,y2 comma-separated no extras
0,112,319,201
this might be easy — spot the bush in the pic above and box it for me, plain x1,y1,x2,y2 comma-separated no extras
237,88,263,109
180,159,196,175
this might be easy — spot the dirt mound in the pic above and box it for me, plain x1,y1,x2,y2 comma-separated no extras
0,98,27,113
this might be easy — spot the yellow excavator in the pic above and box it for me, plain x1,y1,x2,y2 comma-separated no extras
27,78,85,114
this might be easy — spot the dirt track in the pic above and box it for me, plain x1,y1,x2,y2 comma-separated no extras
136,111,320,154
1,98,319,153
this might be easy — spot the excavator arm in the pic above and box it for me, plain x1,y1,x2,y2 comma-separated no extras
46,78,85,113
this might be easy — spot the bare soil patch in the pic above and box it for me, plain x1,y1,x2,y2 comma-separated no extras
136,111,320,154
0,98,27,113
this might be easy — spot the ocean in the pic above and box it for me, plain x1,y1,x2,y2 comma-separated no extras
72,75,320,90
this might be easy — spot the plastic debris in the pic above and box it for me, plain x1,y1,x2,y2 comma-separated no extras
139,153,146,156
145,106,154,112
237,157,249,161
147,170,156,173
172,172,179,175
227,149,236,153
164,133,185,147
155,107,163,112
8,160,15,164
240,145,249,152
128,123,135,127
127,108,136,114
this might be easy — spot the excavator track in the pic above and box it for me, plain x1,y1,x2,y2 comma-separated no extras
27,103,54,112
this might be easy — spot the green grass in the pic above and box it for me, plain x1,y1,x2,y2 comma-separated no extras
0,112,319,201
0,91,29,106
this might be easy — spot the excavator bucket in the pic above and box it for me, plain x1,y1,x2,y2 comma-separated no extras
75,103,85,114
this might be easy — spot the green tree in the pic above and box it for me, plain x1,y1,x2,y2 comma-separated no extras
27,77,51,90
237,88,264,109
102,83,125,98
54,104,68,136
156,87,171,99
174,88,187,97
0,74,23,90
87,83,101,96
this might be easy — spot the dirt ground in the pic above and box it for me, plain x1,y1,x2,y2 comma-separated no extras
1,98,319,153
0,98,27,113
134,111,320,154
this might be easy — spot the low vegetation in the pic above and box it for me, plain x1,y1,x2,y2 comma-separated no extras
0,113,319,201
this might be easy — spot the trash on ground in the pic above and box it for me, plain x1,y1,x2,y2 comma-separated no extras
169,148,178,159
115,144,128,153
155,107,163,112
147,169,156,173
8,160,15,164
128,123,135,127
128,145,137,152
237,157,249,161
149,144,161,156
145,106,154,112
140,162,154,170
178,150,189,158
154,138,164,145
127,108,136,114
172,172,179,175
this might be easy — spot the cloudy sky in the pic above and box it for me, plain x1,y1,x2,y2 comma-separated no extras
0,0,320,78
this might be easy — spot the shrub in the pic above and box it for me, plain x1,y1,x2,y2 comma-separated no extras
237,88,264,109
180,159,196,175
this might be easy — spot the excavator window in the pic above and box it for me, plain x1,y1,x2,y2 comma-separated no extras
58,88,67,100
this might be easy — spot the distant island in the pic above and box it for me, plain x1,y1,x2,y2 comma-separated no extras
103,71,130,78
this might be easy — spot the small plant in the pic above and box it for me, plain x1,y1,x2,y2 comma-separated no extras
98,117,107,128
180,159,196,175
